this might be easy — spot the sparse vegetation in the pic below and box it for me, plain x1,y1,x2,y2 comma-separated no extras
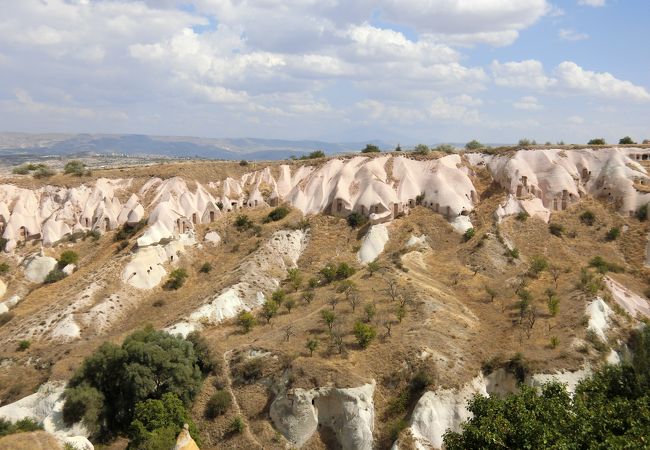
353,321,376,348
320,262,356,283
0,417,43,437
579,210,596,226
58,250,79,268
17,340,31,351
549,223,564,237
261,299,280,323
205,390,231,419
64,160,89,176
234,214,254,231
237,311,256,333
605,227,620,241
346,212,368,228
0,262,10,275
361,144,380,153
463,228,475,241
588,256,623,274
199,262,212,273
306,338,318,356
465,140,483,150
413,144,430,155
228,416,245,434
264,206,290,223
164,268,188,290
114,219,146,242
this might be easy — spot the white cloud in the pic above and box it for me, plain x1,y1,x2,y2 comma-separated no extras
513,96,543,110
578,0,605,7
568,115,585,124
491,60,556,89
559,29,589,41
555,61,650,102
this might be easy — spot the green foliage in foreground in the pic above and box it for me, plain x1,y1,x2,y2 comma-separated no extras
63,326,202,440
0,417,43,437
444,327,650,449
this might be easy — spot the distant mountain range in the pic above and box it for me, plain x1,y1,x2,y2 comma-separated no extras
0,133,392,160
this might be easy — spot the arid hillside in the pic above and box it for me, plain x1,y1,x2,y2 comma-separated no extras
1,147,650,450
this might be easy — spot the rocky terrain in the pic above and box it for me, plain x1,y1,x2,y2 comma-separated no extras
1,145,649,449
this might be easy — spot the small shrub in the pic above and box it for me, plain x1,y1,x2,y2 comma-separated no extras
271,289,286,305
589,256,623,274
515,211,529,222
237,311,256,333
465,140,482,150
413,144,430,155
64,160,86,176
261,299,279,323
636,203,648,221
228,416,245,434
164,268,188,290
619,136,635,145
152,299,165,308
304,150,325,159
113,219,146,241
205,390,231,419
58,250,79,268
12,165,30,175
434,144,455,154
33,166,55,178
507,248,520,259
0,262,9,275
346,212,368,228
0,417,43,437
306,338,318,356
549,223,564,237
45,268,66,284
605,227,620,241
17,340,31,351
550,336,560,349
199,262,212,273
239,160,249,166
579,211,596,226
588,138,606,145
463,228,475,242
354,321,376,348
234,214,254,231
264,206,290,223
528,255,548,277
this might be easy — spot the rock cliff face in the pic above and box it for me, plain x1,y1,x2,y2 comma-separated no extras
2,148,649,253
270,381,375,449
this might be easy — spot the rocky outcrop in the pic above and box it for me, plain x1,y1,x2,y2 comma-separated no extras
174,424,200,450
270,381,375,449
23,253,57,283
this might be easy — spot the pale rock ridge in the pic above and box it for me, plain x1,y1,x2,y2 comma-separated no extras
357,223,389,264
270,381,375,449
23,253,57,283
604,276,650,318
174,424,200,450
167,229,309,337
586,297,612,341
0,382,93,450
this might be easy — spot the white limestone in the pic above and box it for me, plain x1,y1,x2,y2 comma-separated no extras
270,381,375,449
586,297,612,341
357,224,389,264
23,254,57,283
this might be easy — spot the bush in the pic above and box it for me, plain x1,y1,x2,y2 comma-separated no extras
299,150,325,159
549,223,564,237
637,203,648,221
579,210,596,226
605,227,620,241
619,136,636,145
58,250,79,268
413,144,430,155
463,228,475,242
271,289,286,305
361,144,380,153
588,138,606,145
186,331,217,375
0,262,9,275
164,268,188,290
507,248,520,259
234,214,254,231
64,160,86,176
346,212,368,228
261,299,279,323
129,393,199,449
228,416,245,434
264,206,290,223
353,321,376,348
320,262,355,283
515,211,529,222
45,268,66,284
33,166,55,178
64,326,202,437
17,340,30,351
199,262,212,273
12,165,30,175
239,160,249,166
204,391,231,420
0,417,43,437
465,140,483,150
589,256,624,274
528,255,548,277
434,144,455,154
237,311,256,333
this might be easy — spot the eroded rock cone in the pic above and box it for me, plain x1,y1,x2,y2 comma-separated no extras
174,424,199,450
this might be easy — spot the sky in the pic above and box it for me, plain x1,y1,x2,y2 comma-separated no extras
0,0,648,145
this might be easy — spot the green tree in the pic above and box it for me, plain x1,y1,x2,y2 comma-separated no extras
186,331,217,375
619,136,636,144
588,138,606,145
237,311,256,333
321,309,336,332
286,268,302,291
271,289,286,305
129,393,199,449
465,140,483,150
364,303,376,322
361,144,380,153
64,327,202,437
413,144,430,155
366,261,381,276
62,385,105,436
353,321,377,349
528,255,548,278
284,298,296,313
261,300,279,323
306,338,319,356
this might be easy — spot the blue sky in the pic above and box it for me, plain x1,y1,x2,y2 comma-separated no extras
0,0,648,145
